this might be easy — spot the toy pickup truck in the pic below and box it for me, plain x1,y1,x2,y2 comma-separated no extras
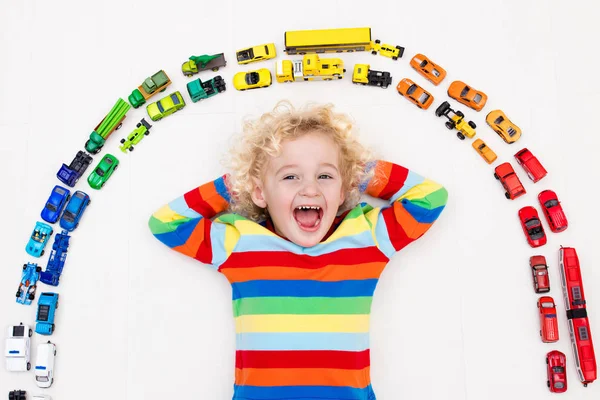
84,98,131,154
40,230,70,286
35,293,59,335
186,75,226,102
128,70,172,109
182,54,227,77
56,151,93,187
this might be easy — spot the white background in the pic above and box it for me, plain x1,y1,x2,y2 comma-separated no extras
1,0,599,399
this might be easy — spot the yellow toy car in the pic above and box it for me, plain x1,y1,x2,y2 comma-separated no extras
472,139,498,164
486,110,521,144
236,43,277,65
435,101,476,140
233,69,272,91
371,39,404,60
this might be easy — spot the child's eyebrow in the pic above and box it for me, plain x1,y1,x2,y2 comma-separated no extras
275,163,339,176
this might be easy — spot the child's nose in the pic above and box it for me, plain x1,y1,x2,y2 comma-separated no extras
299,181,320,197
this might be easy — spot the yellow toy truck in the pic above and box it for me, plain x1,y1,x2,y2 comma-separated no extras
435,101,477,140
275,54,345,83
352,64,392,88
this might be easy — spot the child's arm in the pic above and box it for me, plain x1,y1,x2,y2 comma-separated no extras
361,160,448,257
148,175,239,268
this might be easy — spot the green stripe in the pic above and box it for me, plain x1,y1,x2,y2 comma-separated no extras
426,187,449,209
148,215,193,235
232,296,373,317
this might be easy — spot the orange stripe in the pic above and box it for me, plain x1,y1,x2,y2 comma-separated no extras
199,183,229,213
173,218,207,257
235,367,370,388
393,203,432,239
222,262,386,283
367,162,393,197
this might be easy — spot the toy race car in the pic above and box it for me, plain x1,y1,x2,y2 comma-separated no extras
538,190,568,233
40,230,70,286
88,154,119,190
16,262,42,305
26,222,53,257
41,185,70,224
472,139,497,164
146,92,186,122
519,206,547,248
36,292,59,335
181,54,227,76
409,53,446,85
530,255,550,293
435,101,476,139
236,43,276,64
371,39,404,60
494,162,526,200
35,341,57,388
60,190,91,231
56,151,93,187
233,69,273,91
397,78,434,109
486,110,521,144
5,323,33,371
120,118,152,152
537,296,559,342
186,75,226,102
352,64,392,88
546,350,567,393
448,80,488,111
514,148,547,183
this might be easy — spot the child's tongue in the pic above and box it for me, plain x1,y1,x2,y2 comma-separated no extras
294,208,320,227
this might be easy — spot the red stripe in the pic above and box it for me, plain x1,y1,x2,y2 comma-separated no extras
184,187,217,218
381,206,412,251
194,218,213,262
236,350,370,369
377,164,409,200
220,247,388,270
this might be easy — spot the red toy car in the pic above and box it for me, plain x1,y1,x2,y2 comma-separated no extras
519,206,547,248
538,296,559,343
514,148,547,183
538,190,568,233
546,350,567,393
494,162,526,200
530,255,550,293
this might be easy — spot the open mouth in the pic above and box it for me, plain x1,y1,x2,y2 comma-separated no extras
293,205,324,232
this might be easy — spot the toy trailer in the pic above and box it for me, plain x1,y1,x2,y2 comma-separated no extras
40,230,70,287
128,70,172,108
84,98,131,154
182,53,227,77
186,75,226,102
56,151,93,187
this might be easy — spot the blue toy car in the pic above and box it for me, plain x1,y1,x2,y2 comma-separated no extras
35,292,59,335
59,190,91,231
41,185,71,224
40,230,70,286
57,151,93,187
16,262,42,305
26,222,53,257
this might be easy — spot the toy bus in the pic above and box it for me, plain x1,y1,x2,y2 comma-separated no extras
284,27,373,54
559,246,597,387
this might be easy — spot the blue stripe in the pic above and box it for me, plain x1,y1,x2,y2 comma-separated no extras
402,200,445,224
236,332,370,351
233,384,374,400
231,279,378,300
169,196,201,219
372,210,395,259
390,170,425,202
35,366,46,370
8,350,19,354
214,176,231,203
209,222,229,268
154,218,200,248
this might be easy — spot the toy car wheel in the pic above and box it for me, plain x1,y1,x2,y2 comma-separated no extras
29,293,35,300
136,123,141,128
36,266,42,272
457,132,465,140
546,358,549,364
494,173,499,179
15,291,20,297
445,121,455,130
27,362,31,370
120,139,125,144
23,264,27,270
547,381,550,387
51,324,55,333
116,123,123,130
29,328,32,337
41,250,45,256
144,131,150,136
392,56,398,60
375,39,381,44
54,348,57,356
371,51,377,55
435,101,450,117
506,192,511,199
456,110,464,118
396,45,402,49
468,121,477,129
75,223,79,229
101,182,105,188
87,199,91,206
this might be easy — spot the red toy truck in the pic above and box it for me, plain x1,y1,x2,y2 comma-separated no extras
530,255,550,293
538,296,559,343
514,148,547,183
494,162,526,200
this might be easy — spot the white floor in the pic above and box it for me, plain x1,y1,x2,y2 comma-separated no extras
1,0,599,399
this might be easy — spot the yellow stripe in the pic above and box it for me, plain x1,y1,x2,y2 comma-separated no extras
233,219,279,236
323,215,370,244
364,208,381,248
400,179,443,200
235,314,370,333
223,224,241,257
153,204,185,223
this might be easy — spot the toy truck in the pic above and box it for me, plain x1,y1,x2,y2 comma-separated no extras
35,292,59,335
56,151,93,187
84,98,131,154
186,75,226,102
5,323,32,371
181,54,227,77
128,70,172,109
275,54,346,83
40,230,70,286
435,101,477,140
352,64,392,88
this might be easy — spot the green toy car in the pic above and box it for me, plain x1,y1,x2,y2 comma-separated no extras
146,91,186,122
186,76,226,102
119,118,152,152
87,154,119,189
181,54,227,77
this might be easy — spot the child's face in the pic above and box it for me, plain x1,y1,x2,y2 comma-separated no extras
252,132,345,247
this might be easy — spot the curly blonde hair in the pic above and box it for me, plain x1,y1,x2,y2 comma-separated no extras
223,100,374,222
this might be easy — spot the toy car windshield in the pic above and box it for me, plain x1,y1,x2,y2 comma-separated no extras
37,376,49,383
170,94,181,105
95,168,105,177
494,116,505,124
552,366,565,373
45,203,57,212
418,93,430,103
157,102,165,113
407,85,417,95
473,94,483,103
32,232,45,242
74,192,86,200
540,301,554,308
432,69,441,77
246,73,260,85
62,211,75,222
529,227,544,239
544,199,559,207
554,382,564,389
536,270,547,275
460,86,470,97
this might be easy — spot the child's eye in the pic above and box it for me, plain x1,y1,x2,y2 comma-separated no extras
318,174,333,179
283,175,297,180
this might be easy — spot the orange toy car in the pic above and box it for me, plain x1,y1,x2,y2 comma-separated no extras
447,80,488,111
409,54,446,86
396,78,434,110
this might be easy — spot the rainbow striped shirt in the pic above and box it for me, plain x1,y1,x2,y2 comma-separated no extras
149,160,448,400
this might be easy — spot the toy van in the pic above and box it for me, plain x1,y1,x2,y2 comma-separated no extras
35,341,56,388
5,323,32,371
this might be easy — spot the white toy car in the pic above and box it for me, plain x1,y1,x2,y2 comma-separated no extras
35,341,56,388
5,323,32,371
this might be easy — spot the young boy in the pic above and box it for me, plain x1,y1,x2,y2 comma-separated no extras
149,101,448,400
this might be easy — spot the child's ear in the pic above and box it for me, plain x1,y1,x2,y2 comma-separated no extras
339,188,346,206
250,177,268,208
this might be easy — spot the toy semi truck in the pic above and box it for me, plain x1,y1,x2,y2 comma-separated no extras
56,151,93,187
128,70,172,108
352,64,392,88
84,98,131,154
40,230,70,287
186,75,226,102
181,54,227,77
275,54,346,83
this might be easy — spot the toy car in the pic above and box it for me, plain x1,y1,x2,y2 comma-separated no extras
16,262,42,305
35,341,56,388
146,91,186,122
519,206,547,248
447,80,488,111
35,292,59,335
186,75,226,102
40,230,70,286
530,255,550,293
538,296,559,342
59,190,90,231
8,391,27,400
435,101,476,139
236,43,276,64
409,53,446,85
494,162,526,200
538,190,568,233
5,323,32,371
371,39,404,60
233,69,272,91
56,151,93,187
41,185,70,224
472,139,497,164
119,118,152,152
182,54,227,77
128,70,172,108
546,350,567,393
352,64,392,88
88,154,119,190
486,110,521,144
514,148,547,183
397,78,434,109
26,222,53,257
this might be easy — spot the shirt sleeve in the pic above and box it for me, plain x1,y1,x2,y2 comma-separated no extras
361,160,448,258
148,175,241,269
